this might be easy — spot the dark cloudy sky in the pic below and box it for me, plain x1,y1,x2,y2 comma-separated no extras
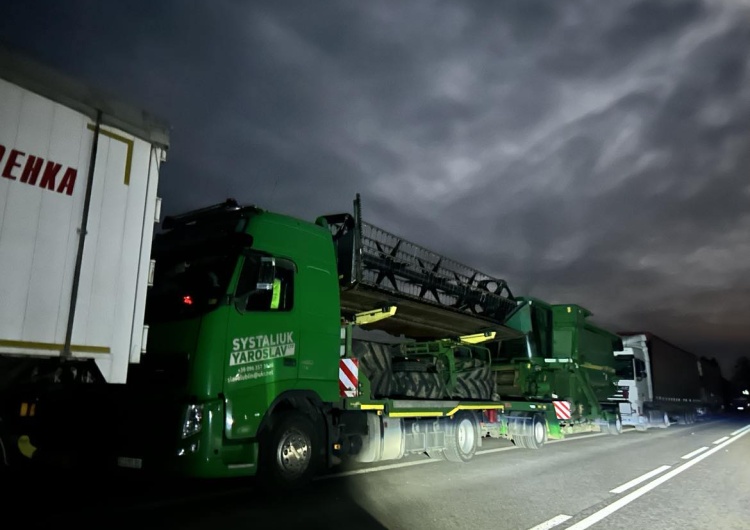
2,0,749,376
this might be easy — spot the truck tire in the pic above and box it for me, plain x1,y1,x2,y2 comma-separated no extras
443,412,478,462
603,414,622,435
260,410,321,489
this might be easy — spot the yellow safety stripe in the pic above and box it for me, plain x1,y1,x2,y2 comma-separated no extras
446,404,505,417
359,404,385,411
580,362,616,374
388,411,444,418
0,339,110,354
87,124,134,185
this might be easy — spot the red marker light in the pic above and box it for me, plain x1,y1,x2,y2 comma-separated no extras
183,295,193,305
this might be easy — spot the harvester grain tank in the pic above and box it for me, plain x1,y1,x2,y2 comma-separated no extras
493,298,625,436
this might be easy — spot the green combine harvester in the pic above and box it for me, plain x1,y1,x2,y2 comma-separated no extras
493,297,626,436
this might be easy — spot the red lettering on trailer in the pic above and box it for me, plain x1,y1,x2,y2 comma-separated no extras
20,155,43,185
0,143,78,196
57,167,77,196
2,149,24,180
39,161,61,191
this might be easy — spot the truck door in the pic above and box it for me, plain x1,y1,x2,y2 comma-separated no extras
633,356,650,405
224,253,300,389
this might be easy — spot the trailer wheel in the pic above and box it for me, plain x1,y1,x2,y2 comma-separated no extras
444,412,478,462
513,414,547,450
261,410,321,489
524,414,548,449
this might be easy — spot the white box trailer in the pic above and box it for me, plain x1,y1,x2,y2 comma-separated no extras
614,332,703,430
0,45,169,384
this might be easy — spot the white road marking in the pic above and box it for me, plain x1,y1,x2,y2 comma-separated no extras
565,427,750,529
476,446,521,456
731,425,750,436
609,465,671,494
681,446,709,459
712,436,730,445
527,514,572,530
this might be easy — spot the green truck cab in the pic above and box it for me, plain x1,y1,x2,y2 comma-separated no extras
141,201,343,480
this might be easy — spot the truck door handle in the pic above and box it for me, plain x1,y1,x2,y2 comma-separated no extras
284,358,296,367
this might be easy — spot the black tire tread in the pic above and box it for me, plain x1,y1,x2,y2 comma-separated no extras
351,340,394,397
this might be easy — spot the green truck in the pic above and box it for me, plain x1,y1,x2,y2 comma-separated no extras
5,195,558,487
493,297,626,437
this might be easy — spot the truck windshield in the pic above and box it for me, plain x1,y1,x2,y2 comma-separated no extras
614,356,634,379
146,248,239,323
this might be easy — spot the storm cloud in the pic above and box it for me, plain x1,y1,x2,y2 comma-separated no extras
2,0,749,375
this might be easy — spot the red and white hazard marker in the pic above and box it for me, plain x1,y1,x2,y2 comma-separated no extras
339,358,359,397
553,400,572,420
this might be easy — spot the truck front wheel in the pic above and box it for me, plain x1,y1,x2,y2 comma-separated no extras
605,414,622,435
261,410,321,489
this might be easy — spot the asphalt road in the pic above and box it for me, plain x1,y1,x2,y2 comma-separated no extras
4,415,749,530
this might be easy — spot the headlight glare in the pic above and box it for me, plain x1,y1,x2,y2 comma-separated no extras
181,403,204,439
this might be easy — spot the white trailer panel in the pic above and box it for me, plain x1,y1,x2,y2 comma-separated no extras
0,46,169,383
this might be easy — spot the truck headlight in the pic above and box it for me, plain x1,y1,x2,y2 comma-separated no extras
181,404,204,439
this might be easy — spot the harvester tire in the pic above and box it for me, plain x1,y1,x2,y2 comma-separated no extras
352,341,394,397
453,359,493,400
260,410,321,490
444,412,478,462
393,371,444,399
